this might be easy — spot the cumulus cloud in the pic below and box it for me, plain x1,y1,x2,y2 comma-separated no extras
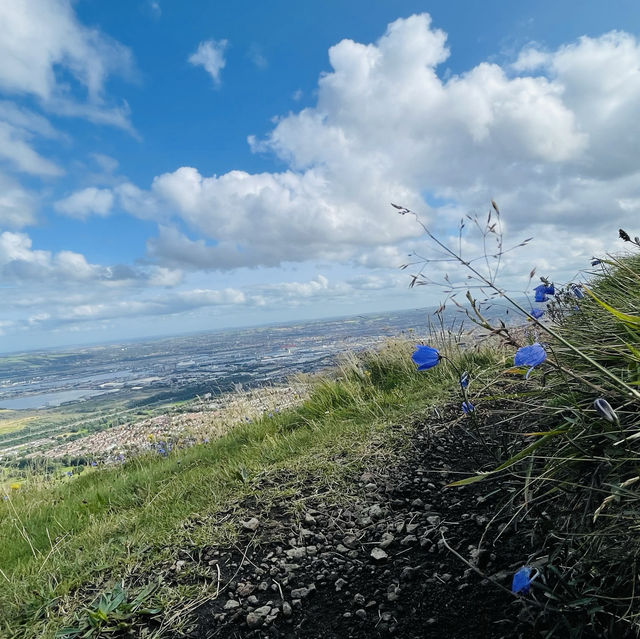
115,15,640,277
55,187,114,218
189,39,228,85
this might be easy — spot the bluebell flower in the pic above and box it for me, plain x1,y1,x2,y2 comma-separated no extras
534,285,547,302
514,343,547,379
66,471,73,477
411,345,441,371
529,308,544,319
534,284,555,302
91,461,97,467
462,401,474,414
512,566,537,594
594,398,619,424
591,259,602,266
460,372,470,389
571,285,584,299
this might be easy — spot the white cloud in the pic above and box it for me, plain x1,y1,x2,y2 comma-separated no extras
0,231,183,287
0,173,37,228
189,39,228,85
90,153,119,173
0,121,63,176
247,44,268,69
121,15,640,277
55,187,114,218
0,0,135,130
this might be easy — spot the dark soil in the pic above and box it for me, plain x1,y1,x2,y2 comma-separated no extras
177,412,553,639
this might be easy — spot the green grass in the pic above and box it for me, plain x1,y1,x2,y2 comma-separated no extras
0,339,502,638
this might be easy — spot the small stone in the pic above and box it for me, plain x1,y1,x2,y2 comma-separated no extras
246,612,262,629
236,583,255,597
370,548,388,561
353,593,365,605
343,535,358,549
426,515,441,527
290,587,310,599
355,608,367,620
242,517,260,532
282,602,293,617
400,534,418,546
400,567,416,582
411,498,425,508
247,595,259,605
335,578,348,592
379,532,394,548
224,599,240,610
368,504,384,519
304,512,316,524
254,605,272,617
286,547,307,559
174,560,185,573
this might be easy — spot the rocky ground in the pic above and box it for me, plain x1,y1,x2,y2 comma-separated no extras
160,408,565,639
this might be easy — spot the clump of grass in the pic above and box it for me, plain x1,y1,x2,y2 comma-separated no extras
394,199,640,634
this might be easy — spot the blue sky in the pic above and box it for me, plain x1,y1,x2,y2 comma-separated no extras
1,1,640,351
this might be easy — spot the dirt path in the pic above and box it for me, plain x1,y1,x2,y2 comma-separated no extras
170,411,554,639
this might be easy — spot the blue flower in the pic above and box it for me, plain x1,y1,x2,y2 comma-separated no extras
462,401,474,414
512,566,535,594
91,461,97,467
534,284,555,302
529,308,544,319
65,471,73,477
591,258,602,266
534,285,547,302
411,345,441,371
460,372,470,389
571,285,584,299
514,343,547,379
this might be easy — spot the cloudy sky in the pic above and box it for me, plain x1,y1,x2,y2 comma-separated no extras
1,0,639,352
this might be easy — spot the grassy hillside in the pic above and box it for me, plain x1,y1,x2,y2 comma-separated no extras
2,251,640,638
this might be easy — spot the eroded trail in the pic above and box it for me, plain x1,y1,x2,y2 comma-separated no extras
179,415,539,639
